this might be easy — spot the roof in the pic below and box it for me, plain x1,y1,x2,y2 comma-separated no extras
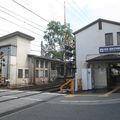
0,44,16,48
86,54,120,63
73,18,120,35
28,54,64,63
0,31,35,41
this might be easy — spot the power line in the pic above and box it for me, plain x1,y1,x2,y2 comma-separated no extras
0,5,46,30
0,8,44,32
71,0,92,21
12,0,49,23
66,1,89,23
0,16,43,37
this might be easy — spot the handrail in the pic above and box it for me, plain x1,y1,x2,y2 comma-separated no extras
60,79,74,94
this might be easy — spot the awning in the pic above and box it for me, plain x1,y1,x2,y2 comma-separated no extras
86,54,120,63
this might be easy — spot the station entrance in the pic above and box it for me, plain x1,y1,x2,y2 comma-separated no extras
87,54,120,89
107,63,120,88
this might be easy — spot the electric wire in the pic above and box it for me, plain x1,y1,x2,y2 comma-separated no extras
0,16,43,37
0,8,44,32
12,0,49,23
0,4,46,30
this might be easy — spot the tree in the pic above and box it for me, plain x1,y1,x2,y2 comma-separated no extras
42,21,74,60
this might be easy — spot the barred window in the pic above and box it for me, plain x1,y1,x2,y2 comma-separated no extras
40,70,44,77
45,61,48,68
25,69,29,78
35,70,39,78
117,32,120,45
18,69,23,78
105,33,113,46
40,60,44,68
36,60,39,68
45,70,48,77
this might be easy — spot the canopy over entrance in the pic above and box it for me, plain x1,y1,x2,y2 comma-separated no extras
86,54,120,63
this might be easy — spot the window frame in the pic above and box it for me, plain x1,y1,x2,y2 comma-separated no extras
105,33,113,46
18,69,23,78
117,32,120,45
35,70,39,78
25,69,29,78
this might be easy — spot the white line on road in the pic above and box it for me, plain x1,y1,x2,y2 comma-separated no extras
20,97,42,101
2,96,18,99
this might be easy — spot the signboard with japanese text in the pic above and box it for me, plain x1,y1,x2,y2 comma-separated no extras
99,46,120,53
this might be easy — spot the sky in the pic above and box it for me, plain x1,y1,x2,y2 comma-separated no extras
0,0,120,55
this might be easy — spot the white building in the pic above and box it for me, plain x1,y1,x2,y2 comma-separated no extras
0,31,66,87
0,31,34,87
74,18,120,90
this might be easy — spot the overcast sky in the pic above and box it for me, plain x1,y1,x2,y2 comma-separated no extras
0,0,120,55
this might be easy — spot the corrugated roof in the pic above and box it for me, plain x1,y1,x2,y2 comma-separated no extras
28,54,64,62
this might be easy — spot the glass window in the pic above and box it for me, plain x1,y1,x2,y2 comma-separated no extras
40,70,44,77
117,32,120,45
40,60,44,68
36,60,39,68
18,69,23,78
35,70,39,78
25,69,29,78
45,61,48,68
45,70,48,77
105,33,113,46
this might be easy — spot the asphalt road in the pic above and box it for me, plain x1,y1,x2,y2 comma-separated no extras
0,94,120,120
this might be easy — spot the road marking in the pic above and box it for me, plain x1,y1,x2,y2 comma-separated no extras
103,86,120,97
64,94,102,97
2,96,18,99
21,97,42,101
61,98,120,104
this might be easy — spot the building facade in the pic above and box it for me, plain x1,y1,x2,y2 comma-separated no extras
74,18,120,90
0,31,68,87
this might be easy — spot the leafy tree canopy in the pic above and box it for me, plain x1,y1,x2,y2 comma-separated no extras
42,20,74,60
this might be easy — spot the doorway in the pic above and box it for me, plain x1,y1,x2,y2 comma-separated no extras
107,63,120,88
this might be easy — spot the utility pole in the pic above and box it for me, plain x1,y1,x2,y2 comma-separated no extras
64,0,67,80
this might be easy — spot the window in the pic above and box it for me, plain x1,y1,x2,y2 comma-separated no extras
40,70,44,77
25,69,29,78
40,60,44,68
45,70,48,77
105,33,113,46
18,69,23,78
35,70,39,78
117,32,120,45
36,60,39,68
45,61,48,68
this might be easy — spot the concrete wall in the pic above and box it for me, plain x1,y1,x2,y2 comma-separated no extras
16,37,31,85
76,22,120,79
0,37,17,46
75,22,120,89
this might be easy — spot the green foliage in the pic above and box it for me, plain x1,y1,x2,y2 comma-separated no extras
43,20,74,59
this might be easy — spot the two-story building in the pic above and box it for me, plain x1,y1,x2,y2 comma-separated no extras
0,31,69,87
74,18,120,90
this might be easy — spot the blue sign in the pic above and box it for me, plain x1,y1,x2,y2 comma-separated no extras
99,46,120,53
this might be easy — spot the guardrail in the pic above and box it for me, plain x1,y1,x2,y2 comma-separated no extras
60,79,74,94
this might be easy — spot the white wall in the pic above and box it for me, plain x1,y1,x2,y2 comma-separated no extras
0,37,17,46
76,22,120,80
9,56,17,85
16,37,31,85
